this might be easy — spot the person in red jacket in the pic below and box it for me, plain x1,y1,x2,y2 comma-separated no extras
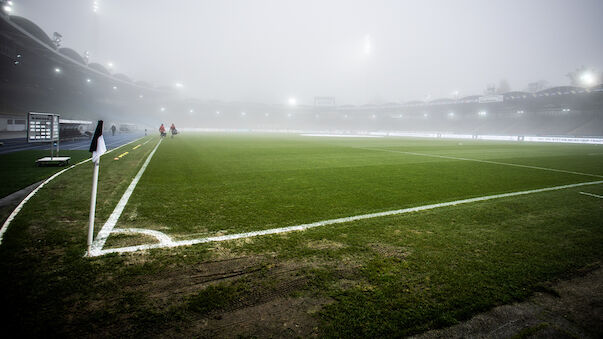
159,123,166,137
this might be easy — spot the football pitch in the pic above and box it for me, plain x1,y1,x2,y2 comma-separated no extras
1,133,602,337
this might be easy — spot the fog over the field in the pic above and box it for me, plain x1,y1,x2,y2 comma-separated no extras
14,0,603,105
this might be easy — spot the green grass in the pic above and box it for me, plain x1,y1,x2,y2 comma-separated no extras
124,134,602,237
0,133,602,337
0,150,89,198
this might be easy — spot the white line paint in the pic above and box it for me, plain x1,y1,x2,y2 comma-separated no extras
111,228,174,245
88,139,162,256
0,136,149,245
301,134,383,138
91,180,603,256
359,147,603,179
579,191,603,199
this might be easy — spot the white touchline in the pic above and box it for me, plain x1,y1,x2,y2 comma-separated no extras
88,139,162,256
91,180,603,257
0,136,151,246
359,147,603,179
579,191,603,199
301,134,383,138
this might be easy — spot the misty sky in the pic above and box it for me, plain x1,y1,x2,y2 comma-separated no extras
13,0,603,105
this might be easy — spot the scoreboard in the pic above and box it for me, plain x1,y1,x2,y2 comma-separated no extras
28,112,60,142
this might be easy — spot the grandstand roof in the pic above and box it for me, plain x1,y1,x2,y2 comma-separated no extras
58,48,86,65
535,86,583,96
459,95,480,101
429,98,455,104
87,63,111,75
9,16,55,49
114,73,133,82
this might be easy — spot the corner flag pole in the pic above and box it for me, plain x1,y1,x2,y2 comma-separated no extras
87,161,100,256
87,120,106,256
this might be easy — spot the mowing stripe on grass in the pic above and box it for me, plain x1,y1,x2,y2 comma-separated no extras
92,180,603,256
579,191,603,199
0,136,150,246
88,138,162,256
359,147,603,179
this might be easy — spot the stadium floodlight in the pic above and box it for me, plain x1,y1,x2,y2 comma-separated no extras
517,110,524,114
175,82,184,89
139,94,144,98
448,112,455,118
562,108,571,112
2,1,13,13
478,111,487,117
112,86,117,90
86,78,91,83
93,1,99,13
216,111,220,115
160,107,166,112
54,67,61,73
580,71,597,87
241,111,246,116
189,109,194,113
288,97,297,106
423,113,429,118
107,61,114,69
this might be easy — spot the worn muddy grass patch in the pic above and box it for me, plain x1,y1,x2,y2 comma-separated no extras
103,232,159,248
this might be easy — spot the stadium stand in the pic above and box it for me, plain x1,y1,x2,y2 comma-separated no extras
1,12,602,137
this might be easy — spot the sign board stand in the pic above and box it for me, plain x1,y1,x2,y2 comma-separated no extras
28,112,71,166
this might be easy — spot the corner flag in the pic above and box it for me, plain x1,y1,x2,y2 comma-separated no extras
89,120,106,163
87,120,106,256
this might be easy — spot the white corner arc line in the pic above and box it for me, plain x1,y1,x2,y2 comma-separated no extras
359,147,603,179
0,136,150,246
91,180,603,256
579,191,603,199
88,139,162,256
111,228,174,245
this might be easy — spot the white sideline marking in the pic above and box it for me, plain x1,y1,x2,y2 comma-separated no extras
0,136,149,246
301,134,383,138
579,191,603,199
88,139,162,256
91,180,603,256
359,147,603,179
